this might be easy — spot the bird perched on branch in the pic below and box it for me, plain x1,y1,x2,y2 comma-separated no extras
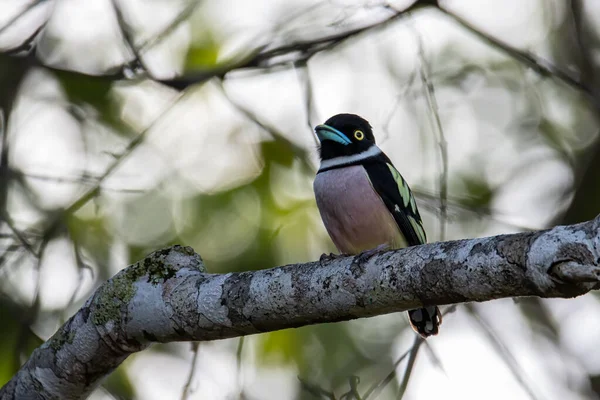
313,113,441,338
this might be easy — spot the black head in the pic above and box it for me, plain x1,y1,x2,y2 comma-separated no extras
315,114,376,160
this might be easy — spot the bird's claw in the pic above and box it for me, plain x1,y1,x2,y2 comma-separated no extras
354,244,390,265
319,252,349,266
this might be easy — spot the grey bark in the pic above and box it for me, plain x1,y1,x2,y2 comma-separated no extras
2,217,600,400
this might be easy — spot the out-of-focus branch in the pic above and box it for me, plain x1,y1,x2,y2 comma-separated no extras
2,0,596,116
295,61,320,148
2,217,600,399
160,1,423,90
397,336,423,399
363,337,419,400
110,0,148,74
1,1,423,88
3,24,46,56
414,26,448,241
465,304,541,400
570,0,600,99
217,79,311,160
180,342,200,400
136,0,203,54
63,93,183,215
0,49,40,261
437,6,600,111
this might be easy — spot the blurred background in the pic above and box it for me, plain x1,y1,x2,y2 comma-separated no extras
1,0,600,399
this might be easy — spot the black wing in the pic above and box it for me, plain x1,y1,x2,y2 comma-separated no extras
363,154,427,247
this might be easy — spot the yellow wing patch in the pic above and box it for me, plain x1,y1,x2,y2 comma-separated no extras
408,215,427,244
386,163,410,208
409,193,417,214
386,163,427,244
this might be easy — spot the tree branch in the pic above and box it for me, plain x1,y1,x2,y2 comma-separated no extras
2,217,600,399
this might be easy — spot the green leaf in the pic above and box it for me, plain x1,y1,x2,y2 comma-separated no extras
54,70,132,138
455,174,494,210
538,118,569,158
259,328,305,368
104,363,135,399
0,306,20,386
184,37,219,71
0,300,43,386
56,71,113,110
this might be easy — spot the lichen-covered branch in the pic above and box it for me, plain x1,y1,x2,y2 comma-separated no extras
2,217,600,399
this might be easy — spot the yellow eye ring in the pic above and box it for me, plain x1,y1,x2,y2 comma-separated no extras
354,130,365,140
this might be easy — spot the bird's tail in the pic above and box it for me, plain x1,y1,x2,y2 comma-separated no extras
408,306,442,338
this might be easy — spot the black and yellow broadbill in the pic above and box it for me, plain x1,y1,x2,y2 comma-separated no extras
313,113,441,337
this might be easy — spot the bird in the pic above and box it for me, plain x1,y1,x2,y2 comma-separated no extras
313,113,441,338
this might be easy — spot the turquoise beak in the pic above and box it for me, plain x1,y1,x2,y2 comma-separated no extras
315,124,352,145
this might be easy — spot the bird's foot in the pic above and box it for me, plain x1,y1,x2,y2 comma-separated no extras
354,244,390,265
319,252,349,266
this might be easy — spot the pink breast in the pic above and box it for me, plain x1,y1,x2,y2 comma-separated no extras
314,166,406,254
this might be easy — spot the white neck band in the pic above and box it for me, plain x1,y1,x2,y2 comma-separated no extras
318,145,382,171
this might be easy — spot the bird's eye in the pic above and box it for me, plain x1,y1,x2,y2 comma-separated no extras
354,130,365,140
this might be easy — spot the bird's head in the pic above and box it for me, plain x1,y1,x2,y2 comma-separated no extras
315,114,377,161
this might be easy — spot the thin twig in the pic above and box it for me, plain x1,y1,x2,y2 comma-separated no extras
340,376,362,400
0,108,34,256
414,26,448,241
422,340,446,375
438,6,599,111
0,247,28,282
363,336,422,400
379,95,402,146
0,65,38,259
217,79,310,160
9,170,142,195
181,342,201,400
294,61,320,148
466,304,543,400
161,1,422,90
62,237,94,323
411,188,541,232
396,336,423,399
248,3,419,67
569,0,596,95
14,235,50,370
3,23,47,55
110,0,151,77
379,66,418,146
298,377,337,400
364,307,457,400
137,0,203,53
1,215,37,257
2,0,592,117
0,101,9,216
236,336,245,398
64,92,184,215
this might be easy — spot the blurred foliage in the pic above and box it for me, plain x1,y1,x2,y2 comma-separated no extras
0,302,22,386
104,363,135,400
452,172,494,212
184,34,220,71
261,328,306,368
56,71,136,139
0,298,42,387
59,72,113,111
